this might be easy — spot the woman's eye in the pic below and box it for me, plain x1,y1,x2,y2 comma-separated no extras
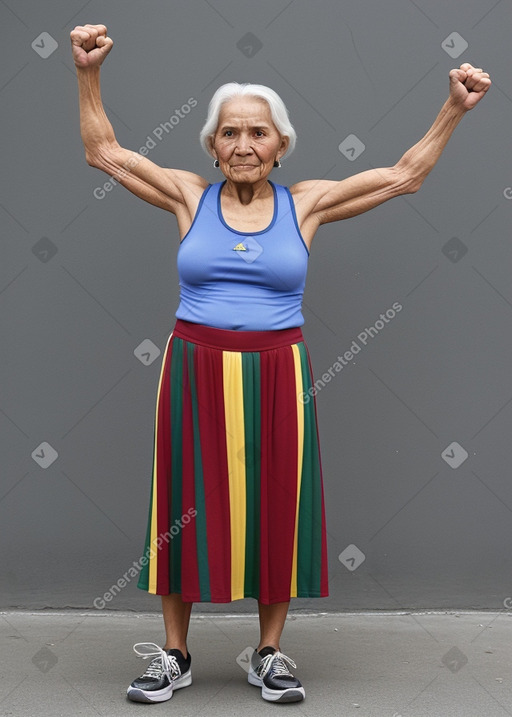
224,130,233,136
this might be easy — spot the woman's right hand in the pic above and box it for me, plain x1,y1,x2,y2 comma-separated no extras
70,24,113,69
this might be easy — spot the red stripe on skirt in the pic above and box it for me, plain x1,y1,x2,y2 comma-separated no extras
259,346,299,604
194,343,232,600
180,344,201,598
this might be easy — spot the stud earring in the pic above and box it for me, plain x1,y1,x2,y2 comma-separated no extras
213,159,220,168
273,158,282,168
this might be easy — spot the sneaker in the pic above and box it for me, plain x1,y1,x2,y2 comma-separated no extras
126,642,192,703
248,646,305,703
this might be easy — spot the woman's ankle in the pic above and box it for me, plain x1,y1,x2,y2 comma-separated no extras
256,643,280,653
163,644,188,659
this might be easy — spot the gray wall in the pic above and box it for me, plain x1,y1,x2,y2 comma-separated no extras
1,0,511,613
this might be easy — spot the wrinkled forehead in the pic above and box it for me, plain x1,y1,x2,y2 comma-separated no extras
217,96,274,129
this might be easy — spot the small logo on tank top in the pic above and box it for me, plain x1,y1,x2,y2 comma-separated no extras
233,237,263,263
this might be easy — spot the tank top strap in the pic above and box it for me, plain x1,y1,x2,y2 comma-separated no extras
202,181,220,212
273,182,287,221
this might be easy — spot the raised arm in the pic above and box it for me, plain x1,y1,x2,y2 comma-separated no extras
71,24,206,214
291,63,491,230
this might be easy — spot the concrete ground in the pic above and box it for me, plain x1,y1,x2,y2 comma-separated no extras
1,610,512,717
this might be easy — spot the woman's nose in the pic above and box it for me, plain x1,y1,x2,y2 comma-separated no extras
235,139,252,152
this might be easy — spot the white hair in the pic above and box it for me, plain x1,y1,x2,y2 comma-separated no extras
199,82,297,159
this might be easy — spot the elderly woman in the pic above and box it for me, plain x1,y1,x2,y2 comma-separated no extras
71,23,490,705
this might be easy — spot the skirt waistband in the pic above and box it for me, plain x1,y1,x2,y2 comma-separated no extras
171,319,304,351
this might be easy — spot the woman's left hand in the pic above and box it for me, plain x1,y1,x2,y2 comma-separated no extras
449,62,491,111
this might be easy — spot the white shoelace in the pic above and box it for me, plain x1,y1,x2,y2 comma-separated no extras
133,642,181,680
257,650,297,678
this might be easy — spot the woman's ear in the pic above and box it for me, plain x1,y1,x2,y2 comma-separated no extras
278,135,290,160
209,136,218,161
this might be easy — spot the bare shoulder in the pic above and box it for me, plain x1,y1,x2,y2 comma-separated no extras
162,168,210,199
288,179,340,220
289,179,327,196
287,179,343,247
287,180,332,250
162,169,211,241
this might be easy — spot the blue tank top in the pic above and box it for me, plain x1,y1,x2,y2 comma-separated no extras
175,180,310,330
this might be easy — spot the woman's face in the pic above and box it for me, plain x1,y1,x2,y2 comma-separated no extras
211,96,288,183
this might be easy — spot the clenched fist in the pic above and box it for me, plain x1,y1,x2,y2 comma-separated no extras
449,62,491,111
70,24,113,69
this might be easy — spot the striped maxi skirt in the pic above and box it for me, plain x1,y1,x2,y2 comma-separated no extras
137,318,329,605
